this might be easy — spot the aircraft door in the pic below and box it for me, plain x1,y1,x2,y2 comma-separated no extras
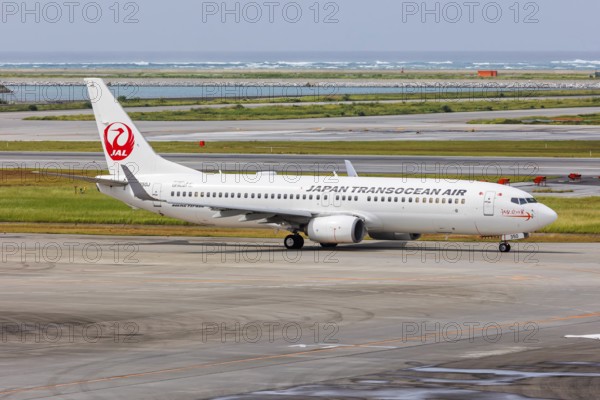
483,191,495,216
152,183,162,208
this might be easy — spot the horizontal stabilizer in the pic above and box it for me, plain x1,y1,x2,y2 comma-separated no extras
32,171,127,187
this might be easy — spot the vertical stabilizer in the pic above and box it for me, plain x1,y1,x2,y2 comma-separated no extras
85,78,195,176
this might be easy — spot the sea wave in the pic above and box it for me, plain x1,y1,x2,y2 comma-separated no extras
0,59,599,70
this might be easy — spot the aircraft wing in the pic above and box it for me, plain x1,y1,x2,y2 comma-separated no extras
168,199,316,225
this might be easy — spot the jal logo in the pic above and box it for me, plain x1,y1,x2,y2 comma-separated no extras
104,122,134,161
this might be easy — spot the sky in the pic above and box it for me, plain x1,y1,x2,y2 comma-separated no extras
0,0,598,55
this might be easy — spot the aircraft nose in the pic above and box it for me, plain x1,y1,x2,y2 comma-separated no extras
538,204,558,227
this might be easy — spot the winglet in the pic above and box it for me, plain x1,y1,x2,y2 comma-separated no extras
345,160,359,177
121,165,161,202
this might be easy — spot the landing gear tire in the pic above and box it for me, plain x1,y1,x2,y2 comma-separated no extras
284,234,304,250
499,242,511,253
320,243,338,249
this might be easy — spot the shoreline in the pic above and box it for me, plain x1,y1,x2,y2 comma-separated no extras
2,68,598,88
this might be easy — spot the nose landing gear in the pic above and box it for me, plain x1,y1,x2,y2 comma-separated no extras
499,242,512,253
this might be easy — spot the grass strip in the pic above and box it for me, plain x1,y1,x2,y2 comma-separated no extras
1,140,599,158
23,98,600,122
470,112,600,125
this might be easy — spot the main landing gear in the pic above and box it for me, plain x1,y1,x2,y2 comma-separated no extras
499,242,512,253
284,234,304,250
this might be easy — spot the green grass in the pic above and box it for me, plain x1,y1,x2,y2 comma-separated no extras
469,112,600,125
538,197,600,234
4,88,600,113
24,97,600,122
1,171,599,234
1,140,600,158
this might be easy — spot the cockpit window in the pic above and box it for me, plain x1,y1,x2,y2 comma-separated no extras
512,197,538,205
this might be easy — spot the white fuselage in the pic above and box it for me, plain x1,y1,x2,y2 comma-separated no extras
98,171,557,237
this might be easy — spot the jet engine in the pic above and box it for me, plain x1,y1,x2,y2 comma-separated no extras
307,216,366,244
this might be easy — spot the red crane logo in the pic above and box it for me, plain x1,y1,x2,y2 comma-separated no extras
104,122,135,161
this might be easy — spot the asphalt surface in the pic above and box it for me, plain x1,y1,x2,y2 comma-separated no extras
2,151,599,177
2,234,600,399
2,106,600,141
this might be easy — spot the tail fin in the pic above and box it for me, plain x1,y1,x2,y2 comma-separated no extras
85,78,194,176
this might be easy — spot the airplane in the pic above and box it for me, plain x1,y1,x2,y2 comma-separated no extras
57,78,558,252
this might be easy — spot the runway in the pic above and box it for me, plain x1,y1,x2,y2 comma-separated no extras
2,151,599,177
1,234,600,399
2,106,600,141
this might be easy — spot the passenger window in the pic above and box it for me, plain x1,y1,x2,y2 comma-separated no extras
336,195,340,201
183,192,187,197
374,197,378,202
309,195,313,200
244,193,248,198
171,191,174,196
415,197,419,203
448,198,452,204
251,194,255,199
303,194,307,200
258,194,261,199
461,199,466,205
435,198,440,204
442,198,446,204
224,193,228,198
367,196,371,201
409,197,413,203
354,196,358,201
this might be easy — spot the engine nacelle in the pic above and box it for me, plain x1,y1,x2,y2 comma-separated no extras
307,216,366,244
368,232,422,241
